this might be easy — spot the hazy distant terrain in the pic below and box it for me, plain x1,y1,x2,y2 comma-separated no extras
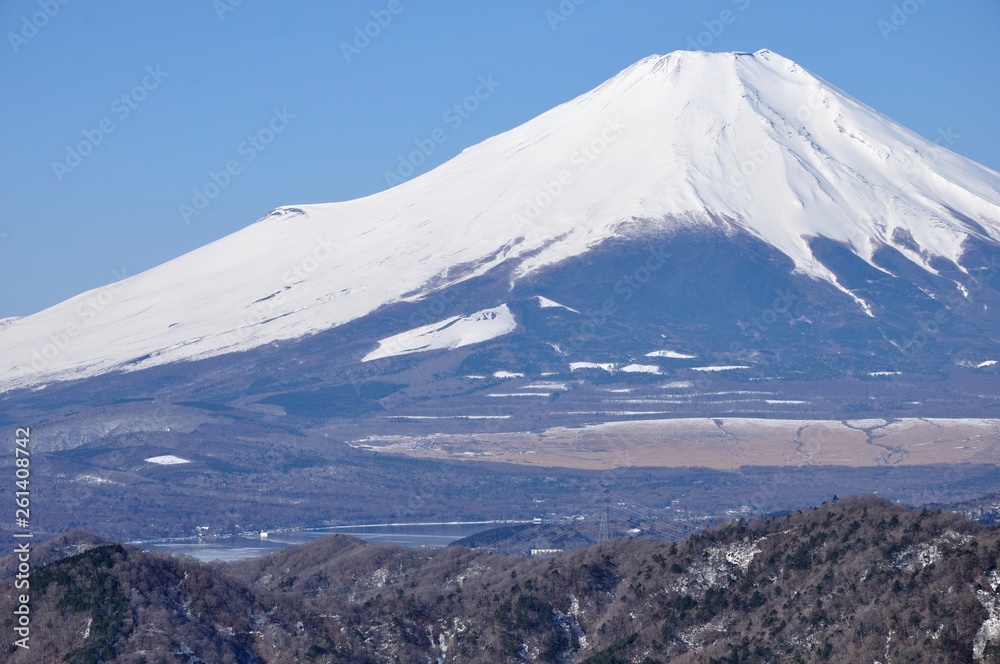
353,417,1000,469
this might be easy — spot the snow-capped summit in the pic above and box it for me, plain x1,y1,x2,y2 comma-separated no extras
2,49,999,391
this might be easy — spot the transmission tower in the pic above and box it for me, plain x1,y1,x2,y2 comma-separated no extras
597,505,611,544
597,489,611,544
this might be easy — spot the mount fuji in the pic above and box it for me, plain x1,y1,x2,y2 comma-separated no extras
2,49,999,418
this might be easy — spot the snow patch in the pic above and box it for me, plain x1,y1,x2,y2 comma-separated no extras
76,474,119,485
570,362,615,372
677,537,763,591
645,350,697,359
620,364,662,374
724,538,762,572
974,572,1000,660
892,530,974,571
362,305,517,362
145,455,190,465
535,296,580,313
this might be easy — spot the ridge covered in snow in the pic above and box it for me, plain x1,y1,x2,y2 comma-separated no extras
362,305,517,362
535,296,580,313
2,49,999,390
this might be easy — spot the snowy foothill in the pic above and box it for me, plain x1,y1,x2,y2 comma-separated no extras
535,296,580,313
620,364,662,374
362,305,517,362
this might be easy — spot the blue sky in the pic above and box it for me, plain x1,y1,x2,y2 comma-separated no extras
1,0,998,317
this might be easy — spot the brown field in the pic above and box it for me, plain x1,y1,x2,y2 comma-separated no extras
349,417,1000,470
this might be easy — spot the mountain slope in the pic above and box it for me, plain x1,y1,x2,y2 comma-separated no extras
2,49,999,391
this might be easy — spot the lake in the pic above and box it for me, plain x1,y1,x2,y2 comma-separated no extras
144,521,524,562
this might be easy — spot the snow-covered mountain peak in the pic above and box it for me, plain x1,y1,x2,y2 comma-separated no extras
614,48,796,91
1,50,998,390
329,49,999,277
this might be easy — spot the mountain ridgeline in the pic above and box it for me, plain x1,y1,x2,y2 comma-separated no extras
3,496,999,663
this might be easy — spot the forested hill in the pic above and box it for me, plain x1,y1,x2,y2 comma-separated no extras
3,495,999,663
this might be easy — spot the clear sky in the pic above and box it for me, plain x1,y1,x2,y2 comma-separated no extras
1,0,998,317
